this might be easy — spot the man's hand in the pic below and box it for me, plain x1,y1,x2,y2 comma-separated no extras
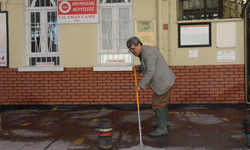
132,65,139,72
133,86,141,93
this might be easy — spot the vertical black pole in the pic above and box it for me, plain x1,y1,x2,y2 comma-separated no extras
219,0,223,19
0,105,2,134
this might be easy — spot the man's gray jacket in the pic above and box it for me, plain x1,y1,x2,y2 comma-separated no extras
137,45,176,95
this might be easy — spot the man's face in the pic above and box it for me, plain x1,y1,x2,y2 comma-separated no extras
129,44,141,57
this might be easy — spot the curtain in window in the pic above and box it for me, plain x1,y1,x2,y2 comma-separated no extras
118,7,129,50
101,8,113,50
99,0,133,65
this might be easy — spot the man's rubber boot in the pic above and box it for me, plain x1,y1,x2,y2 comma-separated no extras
149,108,168,137
153,107,171,128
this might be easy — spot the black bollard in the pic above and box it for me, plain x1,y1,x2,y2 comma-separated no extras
98,119,114,149
242,115,250,146
0,105,2,134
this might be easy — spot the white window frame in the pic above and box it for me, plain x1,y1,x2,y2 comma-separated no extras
20,0,63,72
94,0,134,71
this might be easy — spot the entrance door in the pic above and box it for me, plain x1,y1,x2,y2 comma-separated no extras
245,2,250,103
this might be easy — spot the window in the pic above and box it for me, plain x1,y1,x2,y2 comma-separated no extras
178,0,244,20
98,0,134,66
23,0,59,67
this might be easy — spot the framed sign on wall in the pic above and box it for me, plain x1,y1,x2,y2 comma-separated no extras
216,22,236,48
0,11,9,68
178,22,211,48
135,18,157,47
57,0,98,24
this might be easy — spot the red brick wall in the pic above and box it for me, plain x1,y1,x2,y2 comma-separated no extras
170,65,245,104
0,64,245,105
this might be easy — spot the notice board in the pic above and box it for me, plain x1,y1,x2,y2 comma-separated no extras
178,22,211,48
216,22,236,48
0,12,8,68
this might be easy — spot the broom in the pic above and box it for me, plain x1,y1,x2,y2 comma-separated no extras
118,68,164,150
134,67,143,148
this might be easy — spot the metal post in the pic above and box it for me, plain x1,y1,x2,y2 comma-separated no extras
98,119,114,149
0,105,2,134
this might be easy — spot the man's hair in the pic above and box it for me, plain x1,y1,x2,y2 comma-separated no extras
126,37,143,48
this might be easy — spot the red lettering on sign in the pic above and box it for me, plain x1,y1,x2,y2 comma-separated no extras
58,0,97,15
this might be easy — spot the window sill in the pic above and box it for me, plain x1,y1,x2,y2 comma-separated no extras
177,18,243,23
18,66,64,72
93,66,132,71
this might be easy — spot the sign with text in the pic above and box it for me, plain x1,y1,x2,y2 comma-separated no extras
163,24,168,30
106,59,125,63
36,62,55,66
0,49,6,65
0,12,8,68
189,50,198,57
217,51,236,62
57,0,98,24
135,19,157,47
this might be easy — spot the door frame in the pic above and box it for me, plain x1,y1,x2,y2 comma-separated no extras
242,1,250,104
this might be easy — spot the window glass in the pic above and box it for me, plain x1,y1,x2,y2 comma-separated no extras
102,8,113,50
31,12,41,53
35,0,53,7
101,54,132,64
99,0,133,65
25,0,59,67
106,0,125,3
118,7,130,49
29,0,34,7
179,0,243,20
100,0,131,4
30,57,60,66
47,11,58,52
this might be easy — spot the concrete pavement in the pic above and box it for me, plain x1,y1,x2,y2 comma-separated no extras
0,105,249,150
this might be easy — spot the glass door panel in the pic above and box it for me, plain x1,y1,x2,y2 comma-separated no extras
30,12,41,53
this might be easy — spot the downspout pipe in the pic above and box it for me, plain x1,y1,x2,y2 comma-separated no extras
168,0,171,65
243,1,250,104
2,0,7,11
157,0,163,54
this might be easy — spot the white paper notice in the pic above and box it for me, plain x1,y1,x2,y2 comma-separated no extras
0,48,6,66
217,51,235,62
189,50,198,57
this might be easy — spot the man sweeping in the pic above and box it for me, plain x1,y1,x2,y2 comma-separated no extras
127,37,176,137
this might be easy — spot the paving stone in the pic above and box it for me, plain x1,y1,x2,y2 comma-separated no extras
0,140,27,150
20,141,53,150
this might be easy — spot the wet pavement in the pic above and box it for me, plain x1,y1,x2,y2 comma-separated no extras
0,105,250,150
